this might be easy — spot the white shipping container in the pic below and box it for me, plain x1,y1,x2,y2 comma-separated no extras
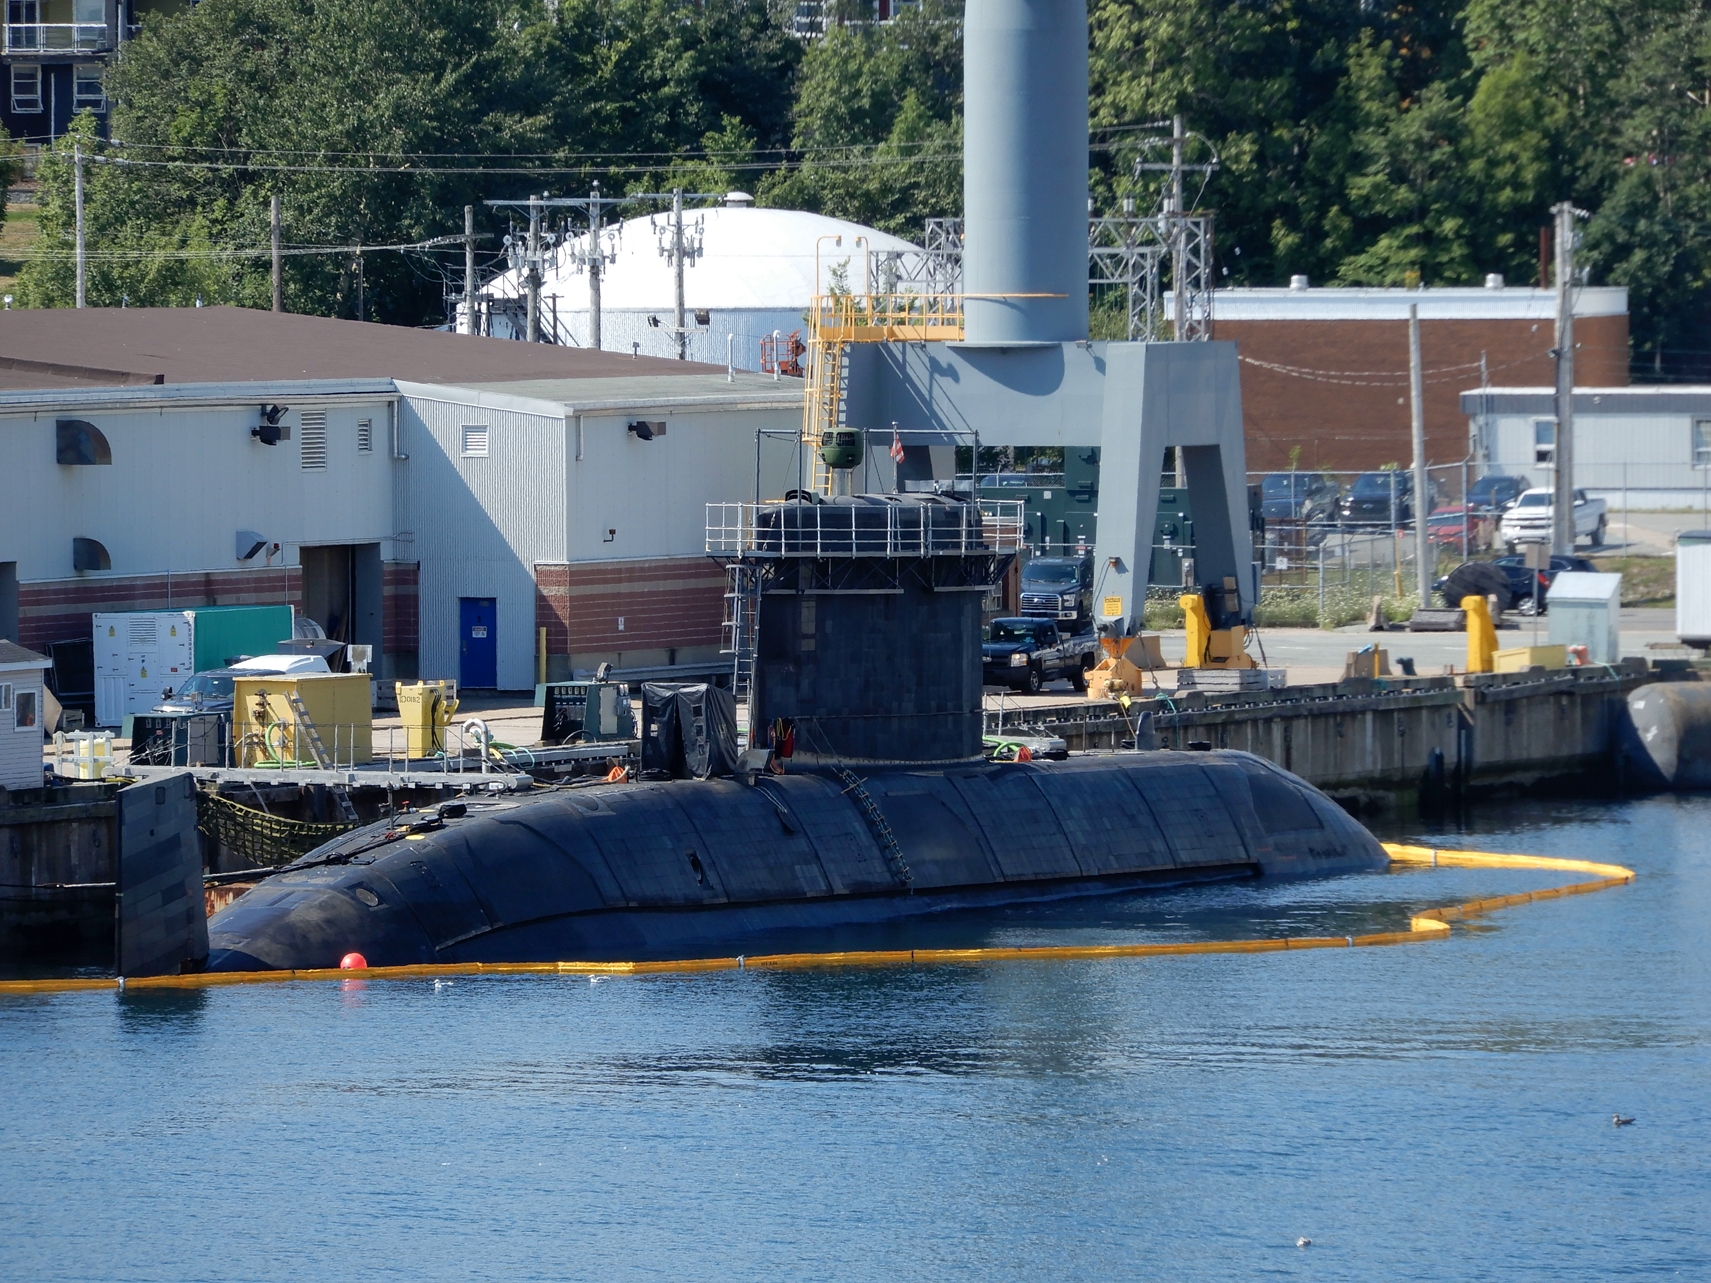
1678,532,1711,646
93,611,195,725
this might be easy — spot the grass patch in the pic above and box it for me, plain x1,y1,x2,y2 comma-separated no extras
1145,581,1419,631
0,199,40,296
1588,554,1675,607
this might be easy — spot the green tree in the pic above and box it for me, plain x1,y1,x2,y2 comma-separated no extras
21,0,800,321
760,0,964,238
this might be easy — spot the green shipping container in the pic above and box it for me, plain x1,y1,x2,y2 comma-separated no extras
182,605,295,671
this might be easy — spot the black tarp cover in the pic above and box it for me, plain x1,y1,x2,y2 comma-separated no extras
641,683,739,778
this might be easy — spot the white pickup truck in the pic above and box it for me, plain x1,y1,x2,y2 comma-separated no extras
1499,487,1608,552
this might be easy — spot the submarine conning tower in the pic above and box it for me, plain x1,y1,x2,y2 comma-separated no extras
708,494,1021,767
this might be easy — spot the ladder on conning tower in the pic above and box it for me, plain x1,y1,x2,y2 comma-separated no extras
803,332,847,496
721,562,765,708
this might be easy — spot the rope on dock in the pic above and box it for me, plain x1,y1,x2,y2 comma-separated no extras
0,844,1635,997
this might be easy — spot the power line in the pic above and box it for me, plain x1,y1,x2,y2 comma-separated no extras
86,151,960,177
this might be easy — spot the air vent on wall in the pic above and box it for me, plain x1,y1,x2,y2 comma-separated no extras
300,411,328,469
461,424,489,457
357,419,373,452
56,419,112,465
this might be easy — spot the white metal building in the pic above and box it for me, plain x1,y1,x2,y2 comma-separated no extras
1459,386,1711,510
0,641,48,789
477,198,918,369
0,308,803,703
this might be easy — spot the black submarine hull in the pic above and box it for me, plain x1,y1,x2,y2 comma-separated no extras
205,751,1388,971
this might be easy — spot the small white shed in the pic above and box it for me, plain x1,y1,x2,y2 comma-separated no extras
1547,572,1623,664
0,640,50,791
1676,531,1711,646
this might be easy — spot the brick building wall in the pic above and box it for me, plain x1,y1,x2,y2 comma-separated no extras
535,557,727,672
1220,313,1630,474
17,566,301,653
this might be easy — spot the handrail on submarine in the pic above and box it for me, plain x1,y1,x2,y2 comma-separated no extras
0,845,1635,997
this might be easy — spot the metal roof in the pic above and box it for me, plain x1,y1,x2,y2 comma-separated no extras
0,306,727,392
1212,285,1628,322
1459,386,1711,415
454,372,804,414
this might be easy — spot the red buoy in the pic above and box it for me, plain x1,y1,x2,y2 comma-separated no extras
340,952,368,970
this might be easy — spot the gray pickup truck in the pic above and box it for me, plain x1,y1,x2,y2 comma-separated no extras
981,617,1099,694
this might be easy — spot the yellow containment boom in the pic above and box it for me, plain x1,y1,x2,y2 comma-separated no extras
0,844,1633,997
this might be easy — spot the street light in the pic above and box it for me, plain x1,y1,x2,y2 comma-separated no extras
814,234,843,296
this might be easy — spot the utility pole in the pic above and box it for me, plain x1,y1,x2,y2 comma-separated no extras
463,205,477,335
1131,115,1216,341
271,194,282,312
488,188,626,349
671,188,687,359
525,193,542,344
1409,303,1429,603
73,143,86,309
1170,115,1186,340
1551,200,1578,557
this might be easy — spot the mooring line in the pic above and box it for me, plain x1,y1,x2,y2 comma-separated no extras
0,844,1635,997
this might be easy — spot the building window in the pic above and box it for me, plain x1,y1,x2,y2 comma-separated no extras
1533,418,1555,466
0,683,10,712
10,65,42,113
1694,420,1711,470
461,424,489,457
300,410,327,469
14,687,37,731
356,419,373,452
72,64,104,109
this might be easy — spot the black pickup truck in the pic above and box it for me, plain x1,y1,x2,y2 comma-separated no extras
981,618,1099,694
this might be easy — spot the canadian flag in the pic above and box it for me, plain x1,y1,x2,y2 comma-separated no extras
889,426,906,464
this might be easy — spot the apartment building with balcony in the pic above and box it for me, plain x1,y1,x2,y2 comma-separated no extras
1,0,174,144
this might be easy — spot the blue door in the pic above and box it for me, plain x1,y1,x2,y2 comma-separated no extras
459,598,497,688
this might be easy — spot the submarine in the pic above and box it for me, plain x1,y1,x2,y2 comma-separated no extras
206,495,1387,971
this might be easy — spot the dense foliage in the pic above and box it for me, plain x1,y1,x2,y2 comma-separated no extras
19,0,1711,374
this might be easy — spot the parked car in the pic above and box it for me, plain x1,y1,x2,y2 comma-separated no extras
1339,470,1433,527
1467,473,1529,515
1434,555,1597,613
1259,471,1341,525
1426,504,1491,551
982,618,1099,694
1498,488,1607,552
1019,555,1093,627
1490,553,1599,613
151,653,333,715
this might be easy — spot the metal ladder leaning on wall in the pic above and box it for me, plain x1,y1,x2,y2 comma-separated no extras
284,691,359,823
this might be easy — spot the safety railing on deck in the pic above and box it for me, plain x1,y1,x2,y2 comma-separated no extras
707,499,1025,558
4,22,108,50
806,292,967,343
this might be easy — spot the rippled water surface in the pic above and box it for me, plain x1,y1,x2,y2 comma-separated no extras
3,794,1708,1281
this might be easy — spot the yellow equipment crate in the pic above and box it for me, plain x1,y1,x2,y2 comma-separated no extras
233,674,373,766
1492,644,1568,674
394,681,459,758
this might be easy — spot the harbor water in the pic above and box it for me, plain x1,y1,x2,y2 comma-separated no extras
2,793,1707,1280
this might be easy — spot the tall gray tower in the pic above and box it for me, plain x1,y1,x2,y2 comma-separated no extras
962,0,1090,344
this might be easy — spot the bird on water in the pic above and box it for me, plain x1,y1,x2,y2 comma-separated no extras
1613,1114,1636,1126
1297,1238,1312,1249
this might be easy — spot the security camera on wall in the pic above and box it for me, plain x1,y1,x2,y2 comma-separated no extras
252,404,290,445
